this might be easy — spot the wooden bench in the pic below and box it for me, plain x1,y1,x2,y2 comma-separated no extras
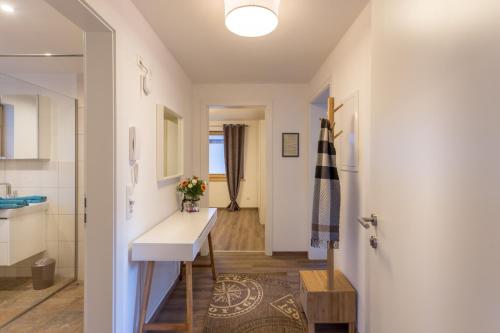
299,270,356,333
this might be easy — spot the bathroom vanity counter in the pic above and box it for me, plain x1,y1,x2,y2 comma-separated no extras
0,202,49,219
0,202,49,266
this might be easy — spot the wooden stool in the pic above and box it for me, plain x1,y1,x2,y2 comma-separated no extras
299,270,356,333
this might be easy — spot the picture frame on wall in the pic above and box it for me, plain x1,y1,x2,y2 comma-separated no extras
282,132,299,157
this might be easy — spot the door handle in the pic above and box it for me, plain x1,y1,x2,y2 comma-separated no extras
356,214,378,228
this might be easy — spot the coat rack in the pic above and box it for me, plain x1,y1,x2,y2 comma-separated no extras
326,96,343,290
299,96,356,333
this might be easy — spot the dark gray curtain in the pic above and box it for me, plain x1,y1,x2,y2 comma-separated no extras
223,124,245,211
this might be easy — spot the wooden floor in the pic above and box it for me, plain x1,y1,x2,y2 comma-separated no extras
211,208,265,251
0,276,74,328
1,281,83,333
1,255,348,333
153,252,349,333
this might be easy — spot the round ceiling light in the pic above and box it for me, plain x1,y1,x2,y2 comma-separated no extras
224,0,280,37
0,3,14,13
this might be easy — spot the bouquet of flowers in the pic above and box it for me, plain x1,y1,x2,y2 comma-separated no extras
176,176,207,212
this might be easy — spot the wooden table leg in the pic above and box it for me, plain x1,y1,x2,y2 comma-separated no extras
139,261,155,333
348,322,356,333
207,233,217,281
327,242,335,290
185,261,193,333
179,262,184,281
307,321,315,333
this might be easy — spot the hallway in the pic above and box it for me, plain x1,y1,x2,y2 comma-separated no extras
211,209,265,252
1,0,499,332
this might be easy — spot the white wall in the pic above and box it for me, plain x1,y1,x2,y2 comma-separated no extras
258,119,266,224
307,5,372,331
208,120,260,208
368,1,500,332
0,73,77,279
193,84,309,251
82,1,193,332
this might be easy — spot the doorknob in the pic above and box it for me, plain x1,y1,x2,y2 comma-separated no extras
369,236,378,249
357,214,378,228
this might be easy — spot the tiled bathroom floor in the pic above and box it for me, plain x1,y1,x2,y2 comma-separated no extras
0,276,73,328
0,281,83,332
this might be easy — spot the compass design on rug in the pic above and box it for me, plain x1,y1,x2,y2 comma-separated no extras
208,274,263,318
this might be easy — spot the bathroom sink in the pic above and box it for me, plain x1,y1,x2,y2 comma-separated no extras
0,201,49,266
0,201,49,219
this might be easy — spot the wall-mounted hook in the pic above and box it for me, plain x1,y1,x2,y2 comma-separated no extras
137,56,152,96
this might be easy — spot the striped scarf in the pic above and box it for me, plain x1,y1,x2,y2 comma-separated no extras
311,118,340,248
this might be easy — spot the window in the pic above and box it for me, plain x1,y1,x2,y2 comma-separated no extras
209,131,226,181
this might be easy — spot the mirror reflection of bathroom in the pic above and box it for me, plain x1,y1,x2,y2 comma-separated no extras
0,4,84,327
0,58,83,330
0,73,79,327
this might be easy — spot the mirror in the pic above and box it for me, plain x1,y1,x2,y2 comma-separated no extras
0,95,51,159
156,104,183,180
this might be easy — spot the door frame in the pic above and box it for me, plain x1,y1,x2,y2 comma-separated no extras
199,99,274,255
306,78,332,260
45,1,116,332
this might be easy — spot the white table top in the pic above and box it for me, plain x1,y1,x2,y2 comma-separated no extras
131,208,217,262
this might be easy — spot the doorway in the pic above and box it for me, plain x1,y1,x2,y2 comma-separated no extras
0,74,79,329
207,106,267,252
308,85,330,260
0,0,84,328
45,1,116,332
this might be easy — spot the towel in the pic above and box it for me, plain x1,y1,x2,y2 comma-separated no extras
6,196,47,203
0,202,27,209
311,118,341,248
0,199,29,205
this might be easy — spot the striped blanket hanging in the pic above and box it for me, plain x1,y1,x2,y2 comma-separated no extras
311,118,340,248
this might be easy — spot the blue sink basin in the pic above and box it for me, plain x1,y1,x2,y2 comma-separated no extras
0,196,47,209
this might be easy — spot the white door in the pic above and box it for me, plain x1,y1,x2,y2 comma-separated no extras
366,1,500,333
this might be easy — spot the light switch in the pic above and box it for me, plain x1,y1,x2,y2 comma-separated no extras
126,184,135,219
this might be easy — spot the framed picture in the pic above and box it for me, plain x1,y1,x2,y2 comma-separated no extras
282,133,299,157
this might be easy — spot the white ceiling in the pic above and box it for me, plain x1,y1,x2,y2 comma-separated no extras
0,0,83,73
209,107,265,121
132,0,368,83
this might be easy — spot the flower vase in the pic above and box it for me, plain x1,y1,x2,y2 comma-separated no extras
183,196,200,213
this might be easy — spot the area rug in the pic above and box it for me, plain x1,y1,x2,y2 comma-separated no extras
203,273,307,333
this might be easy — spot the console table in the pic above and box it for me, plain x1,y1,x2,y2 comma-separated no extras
132,208,218,333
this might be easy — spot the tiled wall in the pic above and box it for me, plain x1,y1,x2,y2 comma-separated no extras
0,74,77,279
